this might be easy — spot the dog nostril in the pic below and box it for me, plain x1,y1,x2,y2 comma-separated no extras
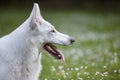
70,38,75,44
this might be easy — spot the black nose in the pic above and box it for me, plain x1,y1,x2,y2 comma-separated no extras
70,38,75,44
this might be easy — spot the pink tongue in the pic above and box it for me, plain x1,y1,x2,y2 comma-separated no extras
56,49,65,64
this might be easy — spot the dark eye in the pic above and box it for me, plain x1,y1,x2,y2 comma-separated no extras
51,30,55,33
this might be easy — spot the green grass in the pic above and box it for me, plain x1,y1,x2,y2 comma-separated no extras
0,9,120,80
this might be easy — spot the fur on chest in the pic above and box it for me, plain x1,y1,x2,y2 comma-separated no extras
9,53,42,80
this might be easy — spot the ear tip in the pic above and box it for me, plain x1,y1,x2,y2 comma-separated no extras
34,3,38,6
33,3,39,8
29,3,41,19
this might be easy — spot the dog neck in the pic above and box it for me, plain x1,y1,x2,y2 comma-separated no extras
1,19,40,58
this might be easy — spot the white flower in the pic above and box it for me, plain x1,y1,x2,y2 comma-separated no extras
103,72,108,76
78,77,83,80
44,78,48,80
58,65,64,70
85,66,88,69
103,66,107,68
114,70,117,73
51,66,56,72
80,66,83,69
75,67,79,71
95,71,100,75
58,78,61,80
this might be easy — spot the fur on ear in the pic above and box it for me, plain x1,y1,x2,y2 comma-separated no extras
28,3,42,30
29,3,42,20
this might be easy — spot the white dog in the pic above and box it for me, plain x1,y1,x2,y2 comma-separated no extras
0,3,74,80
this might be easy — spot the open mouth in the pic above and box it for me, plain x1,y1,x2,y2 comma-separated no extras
43,43,65,62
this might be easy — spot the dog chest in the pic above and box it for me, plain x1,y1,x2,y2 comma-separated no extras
10,53,42,80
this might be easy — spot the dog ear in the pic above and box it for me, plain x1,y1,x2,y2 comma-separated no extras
29,3,43,20
29,3,43,30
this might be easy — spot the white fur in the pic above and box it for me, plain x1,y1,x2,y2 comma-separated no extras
0,3,73,80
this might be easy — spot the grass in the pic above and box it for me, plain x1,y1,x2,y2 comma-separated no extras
0,9,120,80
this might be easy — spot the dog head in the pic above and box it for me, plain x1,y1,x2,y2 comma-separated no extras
28,3,74,62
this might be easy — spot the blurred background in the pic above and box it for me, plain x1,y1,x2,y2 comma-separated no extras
0,0,120,80
0,0,120,12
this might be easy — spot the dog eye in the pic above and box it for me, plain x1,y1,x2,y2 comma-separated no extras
51,30,55,33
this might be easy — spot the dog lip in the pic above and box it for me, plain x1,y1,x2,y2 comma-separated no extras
43,43,65,62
